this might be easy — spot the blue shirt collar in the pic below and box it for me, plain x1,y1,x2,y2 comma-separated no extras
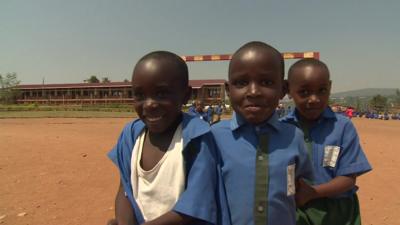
283,107,336,123
133,112,210,149
230,111,281,132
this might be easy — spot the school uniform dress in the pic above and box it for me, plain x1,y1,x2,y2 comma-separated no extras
211,112,314,225
281,107,372,225
108,113,219,225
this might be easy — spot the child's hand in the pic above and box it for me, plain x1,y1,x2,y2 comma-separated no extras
295,179,317,207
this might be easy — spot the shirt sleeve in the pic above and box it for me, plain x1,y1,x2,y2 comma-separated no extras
107,125,133,187
173,133,217,225
107,122,146,224
336,121,372,176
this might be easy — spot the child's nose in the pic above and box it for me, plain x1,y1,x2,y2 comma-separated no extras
247,82,261,96
308,94,320,103
144,98,159,108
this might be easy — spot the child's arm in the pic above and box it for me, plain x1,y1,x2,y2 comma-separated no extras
113,181,137,225
142,211,193,225
296,175,356,206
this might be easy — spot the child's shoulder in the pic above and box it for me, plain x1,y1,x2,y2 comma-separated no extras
324,111,357,132
120,118,145,135
275,120,305,142
210,119,232,134
182,112,210,133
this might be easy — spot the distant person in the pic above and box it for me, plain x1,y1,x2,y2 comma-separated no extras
187,101,196,114
188,100,209,122
384,112,389,120
345,107,354,119
212,41,313,225
282,58,372,225
107,51,220,225
214,102,223,123
206,104,214,124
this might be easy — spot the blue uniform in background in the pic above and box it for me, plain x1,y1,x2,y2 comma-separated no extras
188,110,209,123
207,106,214,123
108,113,220,225
212,112,314,225
188,105,196,114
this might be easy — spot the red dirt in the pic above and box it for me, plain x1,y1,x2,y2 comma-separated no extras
0,117,398,225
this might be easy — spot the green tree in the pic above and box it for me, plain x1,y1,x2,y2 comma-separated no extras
102,77,111,83
86,75,99,83
395,89,400,106
0,72,20,104
369,94,388,112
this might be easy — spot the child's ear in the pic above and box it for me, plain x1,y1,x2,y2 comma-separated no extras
183,86,192,104
281,80,288,99
224,81,231,97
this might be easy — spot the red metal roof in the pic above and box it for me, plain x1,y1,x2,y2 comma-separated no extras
17,79,226,90
189,79,226,88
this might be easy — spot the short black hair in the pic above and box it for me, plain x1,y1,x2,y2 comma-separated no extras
133,51,188,86
288,58,330,81
229,41,284,78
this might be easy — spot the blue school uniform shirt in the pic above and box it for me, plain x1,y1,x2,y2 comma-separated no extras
108,113,218,225
211,112,314,225
281,107,372,198
215,105,223,115
188,110,210,123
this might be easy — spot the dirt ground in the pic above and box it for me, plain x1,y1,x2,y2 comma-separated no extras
0,117,399,225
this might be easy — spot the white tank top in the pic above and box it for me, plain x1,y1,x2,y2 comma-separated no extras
131,124,185,221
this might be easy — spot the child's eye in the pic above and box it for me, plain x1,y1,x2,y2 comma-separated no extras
261,80,273,86
319,88,328,95
156,91,168,98
133,92,145,101
233,80,248,88
299,90,310,96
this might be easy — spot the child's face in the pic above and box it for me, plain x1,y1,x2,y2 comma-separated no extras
226,49,284,125
195,101,204,112
288,65,331,122
132,59,190,133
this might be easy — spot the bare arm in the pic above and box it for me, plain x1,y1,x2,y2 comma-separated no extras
113,181,137,225
296,175,356,206
142,211,193,225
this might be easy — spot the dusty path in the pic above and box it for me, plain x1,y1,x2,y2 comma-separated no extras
0,117,399,225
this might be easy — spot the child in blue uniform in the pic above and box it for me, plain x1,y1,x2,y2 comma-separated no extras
107,51,219,225
212,41,314,225
188,100,209,123
282,58,372,225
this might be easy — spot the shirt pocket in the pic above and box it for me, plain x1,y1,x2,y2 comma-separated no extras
287,163,296,196
322,145,341,168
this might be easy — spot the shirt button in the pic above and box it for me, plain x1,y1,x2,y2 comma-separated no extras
257,205,264,212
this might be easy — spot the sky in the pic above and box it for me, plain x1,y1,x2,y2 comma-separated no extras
1,0,399,92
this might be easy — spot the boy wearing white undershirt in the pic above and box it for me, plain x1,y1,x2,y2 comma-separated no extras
107,51,221,225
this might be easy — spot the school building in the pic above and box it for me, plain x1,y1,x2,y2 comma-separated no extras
16,79,226,105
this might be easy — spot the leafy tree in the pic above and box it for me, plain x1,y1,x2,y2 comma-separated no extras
395,89,400,106
369,94,388,112
0,72,20,104
86,75,100,83
102,77,111,83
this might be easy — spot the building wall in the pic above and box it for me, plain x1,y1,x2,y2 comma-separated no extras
17,84,225,105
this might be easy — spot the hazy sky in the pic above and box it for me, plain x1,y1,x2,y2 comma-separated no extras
1,0,399,92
